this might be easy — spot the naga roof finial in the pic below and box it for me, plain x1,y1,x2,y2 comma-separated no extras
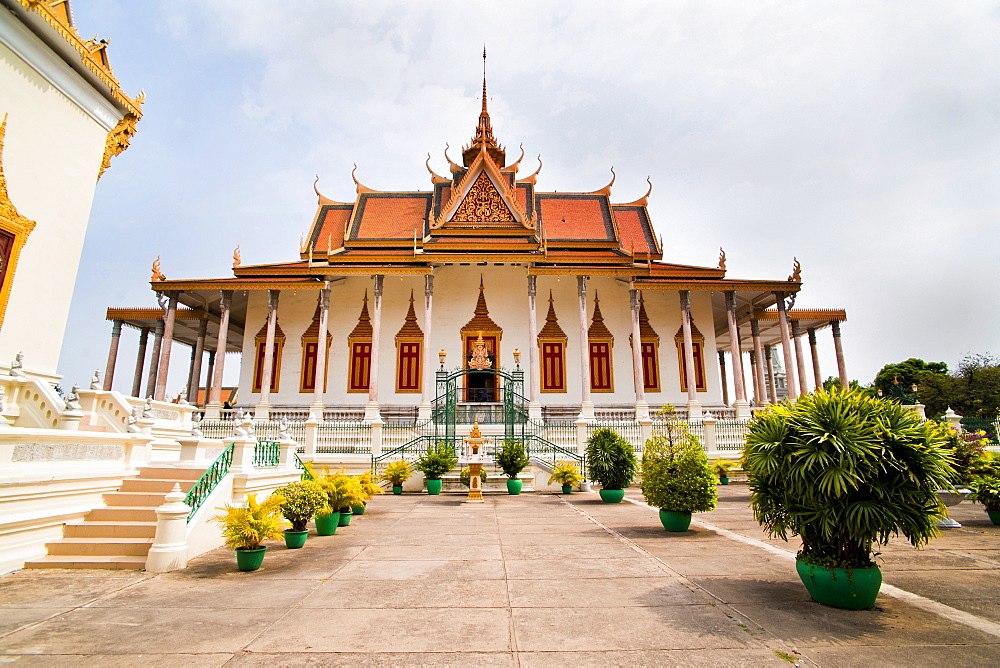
718,247,726,271
788,257,802,283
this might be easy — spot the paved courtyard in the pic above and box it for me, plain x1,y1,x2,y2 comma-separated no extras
1,485,998,666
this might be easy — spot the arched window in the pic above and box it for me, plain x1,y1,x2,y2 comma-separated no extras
629,294,660,392
299,300,332,393
538,291,567,393
588,293,614,392
348,292,373,393
674,322,707,393
394,291,423,393
252,320,285,393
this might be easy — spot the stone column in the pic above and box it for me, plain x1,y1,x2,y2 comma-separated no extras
808,327,823,390
724,291,749,416
774,292,798,400
103,320,123,391
205,351,216,402
131,327,150,398
184,345,197,402
309,287,331,419
146,320,164,399
750,318,765,403
718,351,729,406
764,344,778,404
629,288,648,420
748,350,760,405
576,276,594,421
187,317,208,403
254,289,279,420
791,320,809,395
154,292,178,401
679,290,702,418
205,291,232,419
831,320,848,389
526,275,541,420
418,275,434,421
364,275,384,422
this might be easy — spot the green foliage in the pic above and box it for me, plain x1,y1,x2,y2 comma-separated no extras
640,408,717,513
495,439,530,478
314,468,367,513
548,461,583,487
382,460,411,486
970,476,1000,511
357,470,385,500
872,353,1000,420
585,427,637,490
936,423,990,484
415,442,458,480
212,493,288,550
743,386,955,569
874,358,949,395
714,459,737,478
459,466,488,487
274,480,328,531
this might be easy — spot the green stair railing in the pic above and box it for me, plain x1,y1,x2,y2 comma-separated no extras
254,439,281,467
295,453,314,480
184,443,234,522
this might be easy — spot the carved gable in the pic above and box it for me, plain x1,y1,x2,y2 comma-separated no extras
451,171,516,224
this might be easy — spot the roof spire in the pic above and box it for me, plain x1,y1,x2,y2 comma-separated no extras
463,48,504,167
482,46,488,115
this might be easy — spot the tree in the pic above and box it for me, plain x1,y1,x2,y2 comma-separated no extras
873,358,948,397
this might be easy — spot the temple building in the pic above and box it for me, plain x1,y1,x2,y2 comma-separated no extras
103,66,849,429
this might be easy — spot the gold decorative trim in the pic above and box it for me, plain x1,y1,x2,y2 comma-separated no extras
0,115,38,329
98,103,142,179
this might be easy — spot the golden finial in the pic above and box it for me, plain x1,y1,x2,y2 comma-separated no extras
470,419,482,439
718,247,726,271
788,257,802,283
151,256,165,281
233,245,241,268
508,144,525,172
425,153,448,183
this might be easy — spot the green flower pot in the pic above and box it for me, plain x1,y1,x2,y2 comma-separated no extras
315,512,339,535
352,503,366,516
392,485,403,495
235,547,267,571
283,529,308,549
426,478,443,495
987,509,1000,526
561,484,572,494
796,560,882,609
338,509,353,526
599,488,625,503
507,478,523,495
658,509,692,532
719,477,730,485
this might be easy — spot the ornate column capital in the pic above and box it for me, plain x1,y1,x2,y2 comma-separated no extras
219,290,233,310
577,275,588,298
373,274,384,297
527,274,536,298
267,289,279,312
679,289,691,312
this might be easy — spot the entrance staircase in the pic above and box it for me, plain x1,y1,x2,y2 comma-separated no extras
24,466,205,570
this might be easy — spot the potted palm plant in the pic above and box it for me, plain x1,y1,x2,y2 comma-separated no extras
714,459,737,485
585,427,638,503
212,493,287,571
415,442,458,495
495,439,530,494
353,470,385,515
274,480,328,548
743,387,954,609
330,473,366,526
548,461,582,494
313,472,345,536
970,476,1000,525
382,460,411,494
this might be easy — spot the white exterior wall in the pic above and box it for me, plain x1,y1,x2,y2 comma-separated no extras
0,11,125,376
237,269,724,408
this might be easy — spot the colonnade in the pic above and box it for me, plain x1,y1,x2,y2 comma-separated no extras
102,279,849,420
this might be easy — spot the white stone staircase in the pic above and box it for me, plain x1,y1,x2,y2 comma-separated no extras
24,466,205,570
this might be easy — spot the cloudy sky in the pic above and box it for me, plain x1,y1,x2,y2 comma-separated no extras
59,0,1000,396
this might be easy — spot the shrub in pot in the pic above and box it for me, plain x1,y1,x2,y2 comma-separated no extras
495,439,530,494
415,442,458,495
548,460,583,493
274,480,328,548
585,427,637,503
382,459,411,494
329,473,366,526
743,387,954,609
713,459,737,485
970,476,1000,525
641,408,717,531
212,493,287,571
353,470,385,514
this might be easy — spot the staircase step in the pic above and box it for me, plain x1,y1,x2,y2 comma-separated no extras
64,521,157,539
120,478,196,493
85,506,157,522
103,491,171,507
45,538,152,557
24,555,147,570
138,466,205,481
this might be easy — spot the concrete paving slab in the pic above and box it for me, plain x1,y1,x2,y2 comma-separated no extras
228,651,516,666
507,576,709,608
0,609,67,636
516,648,790,667
355,544,502,561
0,573,146,607
92,575,320,608
650,554,794,578
803,644,1000,667
244,607,512,653
500,543,647,561
511,605,764,651
0,606,286,655
504,556,665,579
0,653,233,666
301,578,509,609
687,576,812,604
329,558,507,580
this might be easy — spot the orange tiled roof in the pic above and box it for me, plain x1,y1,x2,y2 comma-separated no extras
537,195,614,241
613,206,655,256
313,205,352,251
350,193,431,240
